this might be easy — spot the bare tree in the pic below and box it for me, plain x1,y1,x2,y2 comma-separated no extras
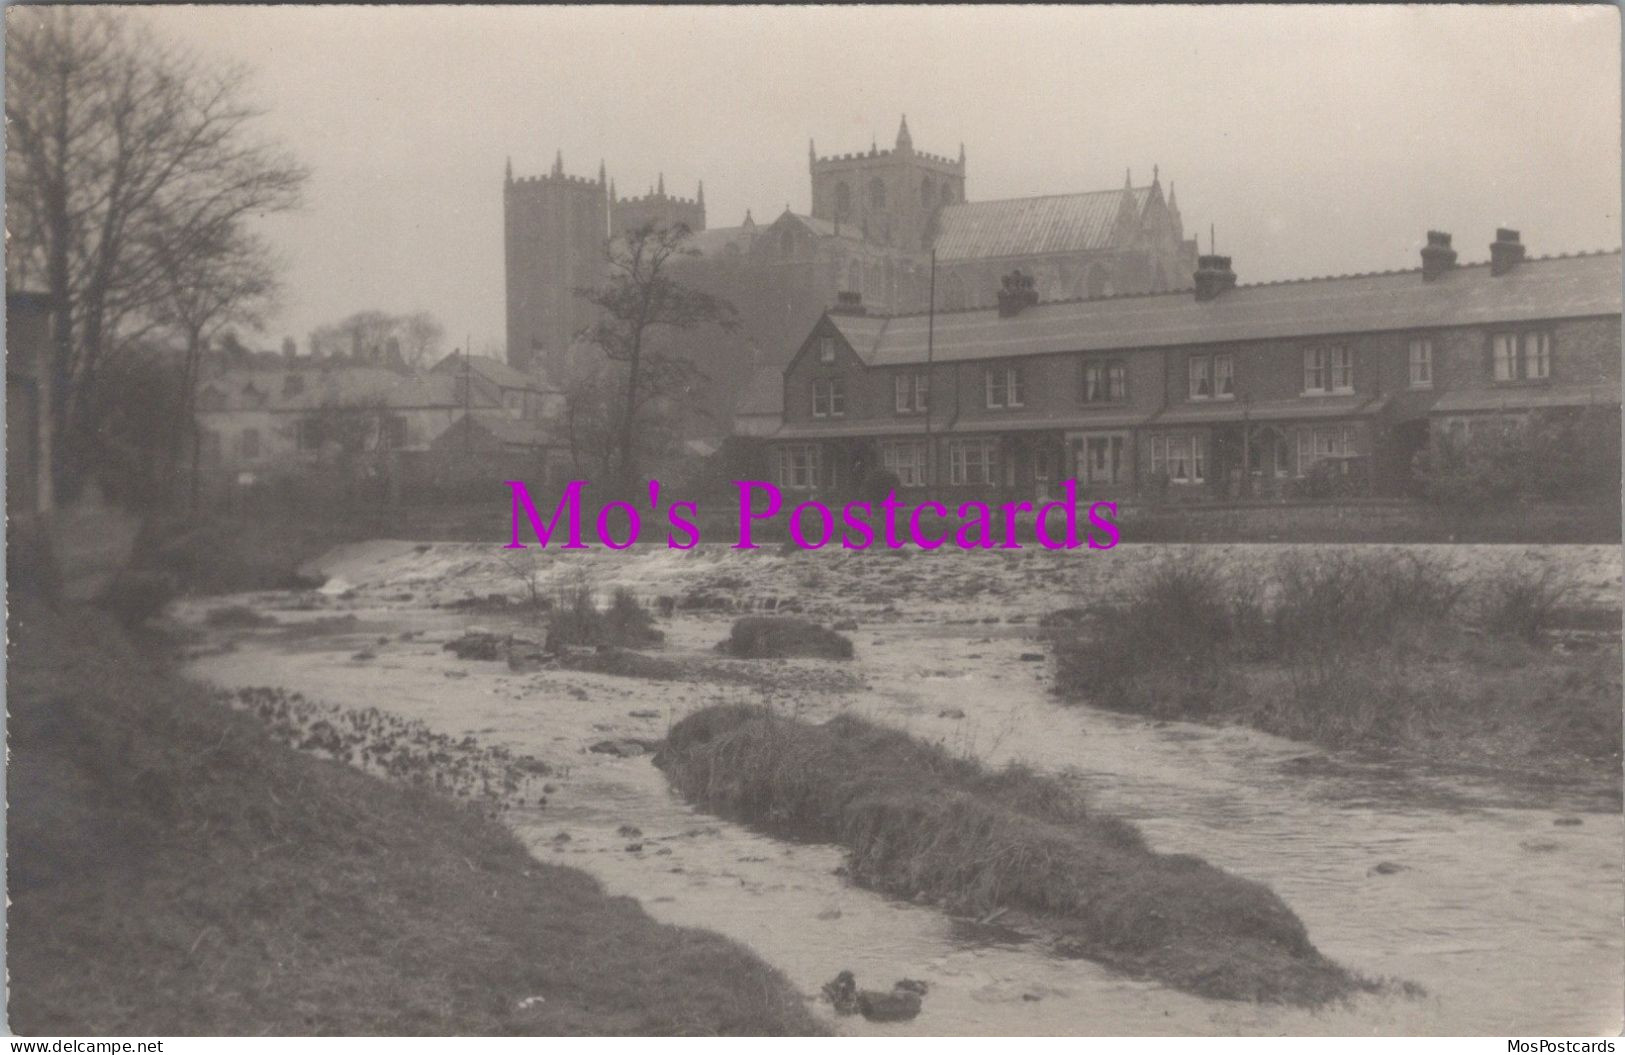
5,7,307,497
573,222,736,494
143,220,281,507
308,309,446,368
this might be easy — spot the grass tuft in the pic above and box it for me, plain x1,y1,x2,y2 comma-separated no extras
657,705,1360,1006
718,617,853,660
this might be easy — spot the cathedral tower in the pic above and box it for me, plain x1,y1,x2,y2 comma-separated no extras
808,116,966,251
504,152,609,372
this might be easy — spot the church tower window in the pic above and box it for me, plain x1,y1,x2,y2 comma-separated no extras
869,178,887,210
834,182,851,217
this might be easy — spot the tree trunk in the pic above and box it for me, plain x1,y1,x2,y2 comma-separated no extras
617,337,642,497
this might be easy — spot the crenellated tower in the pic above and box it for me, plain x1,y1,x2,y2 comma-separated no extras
503,151,609,372
610,173,707,235
808,116,966,251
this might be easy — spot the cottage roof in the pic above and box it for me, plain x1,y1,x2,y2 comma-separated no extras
826,251,1622,367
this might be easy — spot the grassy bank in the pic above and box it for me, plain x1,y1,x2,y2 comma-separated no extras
7,603,822,1035
1050,556,1622,791
656,705,1364,1006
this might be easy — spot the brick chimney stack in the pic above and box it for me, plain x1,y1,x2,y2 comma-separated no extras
1490,228,1525,276
830,290,866,317
996,269,1039,317
1193,255,1237,302
1421,231,1458,281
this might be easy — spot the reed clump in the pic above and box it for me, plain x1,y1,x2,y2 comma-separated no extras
658,704,1360,1005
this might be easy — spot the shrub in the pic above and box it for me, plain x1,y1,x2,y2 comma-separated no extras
547,584,664,651
1479,564,1570,643
719,616,853,659
857,468,902,504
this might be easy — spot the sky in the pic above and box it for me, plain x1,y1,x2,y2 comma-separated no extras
143,4,1621,359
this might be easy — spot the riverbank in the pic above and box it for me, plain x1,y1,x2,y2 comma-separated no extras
6,601,822,1035
1048,555,1622,801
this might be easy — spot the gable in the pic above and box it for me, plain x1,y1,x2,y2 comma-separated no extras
785,313,870,376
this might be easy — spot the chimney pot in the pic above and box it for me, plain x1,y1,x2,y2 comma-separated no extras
1421,230,1458,281
1194,255,1237,302
1490,228,1525,276
996,268,1039,317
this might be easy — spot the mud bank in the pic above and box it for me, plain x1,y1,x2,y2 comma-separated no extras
658,704,1367,1005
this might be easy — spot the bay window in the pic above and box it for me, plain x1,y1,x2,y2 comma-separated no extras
948,438,996,485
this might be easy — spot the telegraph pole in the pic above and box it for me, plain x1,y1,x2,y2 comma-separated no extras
925,250,936,491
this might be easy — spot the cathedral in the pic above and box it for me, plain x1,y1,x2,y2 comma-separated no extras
504,118,1197,431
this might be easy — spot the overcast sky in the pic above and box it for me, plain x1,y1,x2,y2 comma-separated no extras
146,4,1620,358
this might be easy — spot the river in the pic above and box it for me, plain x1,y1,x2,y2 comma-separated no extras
180,541,1623,1035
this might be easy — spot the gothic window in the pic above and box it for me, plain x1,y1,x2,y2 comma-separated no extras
869,178,887,210
847,260,863,296
921,176,935,205
834,182,851,217
940,184,955,206
781,229,795,258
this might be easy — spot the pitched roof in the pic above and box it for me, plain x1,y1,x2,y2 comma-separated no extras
1431,383,1621,413
431,352,534,390
827,251,1622,367
685,225,758,258
932,187,1150,262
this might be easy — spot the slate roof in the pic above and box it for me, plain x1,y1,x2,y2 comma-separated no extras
1153,394,1388,426
932,188,1148,262
430,352,539,391
686,225,758,258
827,251,1622,367
1430,383,1621,413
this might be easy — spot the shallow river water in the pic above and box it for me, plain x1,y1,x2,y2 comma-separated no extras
181,541,1623,1035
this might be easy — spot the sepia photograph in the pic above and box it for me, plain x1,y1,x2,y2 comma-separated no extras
4,2,1622,1041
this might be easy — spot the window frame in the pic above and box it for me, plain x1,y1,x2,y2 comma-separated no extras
812,377,846,418
1490,329,1554,383
1408,338,1434,389
1187,353,1235,401
1303,345,1353,395
894,371,929,414
881,440,928,487
947,438,997,485
984,366,1025,410
1081,358,1128,405
818,336,836,363
779,444,820,490
1150,433,1208,484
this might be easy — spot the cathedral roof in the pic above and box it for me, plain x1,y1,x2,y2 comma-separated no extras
685,225,758,257
828,250,1621,366
932,187,1152,262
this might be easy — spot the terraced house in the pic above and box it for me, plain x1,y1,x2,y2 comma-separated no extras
748,229,1621,503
